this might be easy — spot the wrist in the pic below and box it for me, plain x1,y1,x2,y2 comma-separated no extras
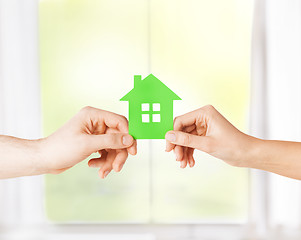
239,135,264,169
31,137,50,175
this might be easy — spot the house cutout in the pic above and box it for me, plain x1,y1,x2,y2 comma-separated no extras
120,74,181,139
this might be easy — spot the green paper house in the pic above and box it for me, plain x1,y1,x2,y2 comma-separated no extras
120,74,181,139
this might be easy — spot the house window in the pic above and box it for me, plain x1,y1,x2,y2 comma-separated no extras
152,103,160,111
152,114,160,122
141,103,150,111
141,103,161,123
142,114,150,122
141,103,150,123
152,104,160,122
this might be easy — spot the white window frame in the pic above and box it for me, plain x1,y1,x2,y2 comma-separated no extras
249,0,301,238
3,0,301,239
0,0,45,233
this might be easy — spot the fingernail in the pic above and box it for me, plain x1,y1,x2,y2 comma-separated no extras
174,152,179,161
89,163,97,168
104,170,110,178
166,133,176,142
180,161,185,168
123,135,133,146
119,163,124,171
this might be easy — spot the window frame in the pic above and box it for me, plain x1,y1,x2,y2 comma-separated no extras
141,103,161,123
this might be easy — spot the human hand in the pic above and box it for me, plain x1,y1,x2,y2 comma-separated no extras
40,106,137,178
165,105,256,168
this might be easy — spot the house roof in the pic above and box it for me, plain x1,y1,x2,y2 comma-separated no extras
120,74,181,102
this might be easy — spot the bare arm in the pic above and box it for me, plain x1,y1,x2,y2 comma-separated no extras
247,139,301,180
0,136,44,178
0,107,136,179
165,105,301,180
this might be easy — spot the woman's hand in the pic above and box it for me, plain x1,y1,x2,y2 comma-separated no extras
165,105,257,168
41,106,137,178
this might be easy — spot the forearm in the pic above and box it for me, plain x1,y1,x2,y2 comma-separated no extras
246,137,301,180
0,135,45,179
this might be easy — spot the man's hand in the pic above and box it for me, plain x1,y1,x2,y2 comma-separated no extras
165,105,254,168
41,107,137,178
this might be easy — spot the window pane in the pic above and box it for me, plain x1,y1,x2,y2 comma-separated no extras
40,0,151,222
150,0,252,222
152,114,161,122
142,103,150,112
142,114,150,123
152,103,160,111
40,0,252,223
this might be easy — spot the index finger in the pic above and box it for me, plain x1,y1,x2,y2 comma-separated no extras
167,108,206,151
102,111,129,133
99,111,137,155
105,126,136,155
166,111,197,152
84,107,129,133
174,109,201,130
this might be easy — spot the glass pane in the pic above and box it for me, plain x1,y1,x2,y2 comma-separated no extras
150,0,252,222
40,0,252,223
40,0,150,222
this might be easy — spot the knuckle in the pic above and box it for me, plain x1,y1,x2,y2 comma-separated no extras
203,104,214,111
173,116,182,129
197,108,205,116
119,114,127,121
173,116,179,125
199,105,216,119
80,106,93,114
119,115,129,125
113,114,128,131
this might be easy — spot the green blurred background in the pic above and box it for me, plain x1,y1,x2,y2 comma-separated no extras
39,0,252,223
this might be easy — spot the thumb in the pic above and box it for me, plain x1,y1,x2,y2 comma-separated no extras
88,133,134,151
165,131,212,153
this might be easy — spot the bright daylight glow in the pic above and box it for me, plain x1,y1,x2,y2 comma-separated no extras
40,0,252,222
